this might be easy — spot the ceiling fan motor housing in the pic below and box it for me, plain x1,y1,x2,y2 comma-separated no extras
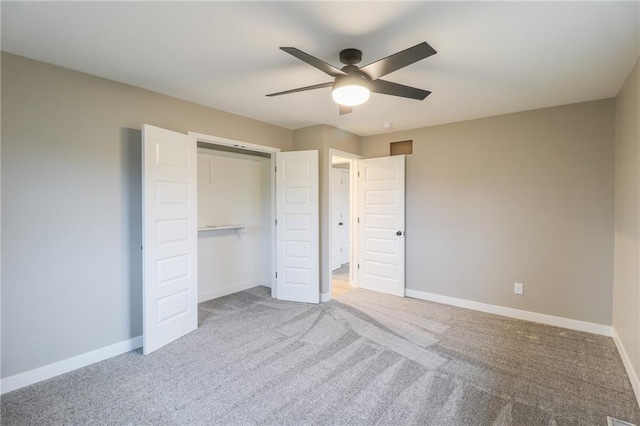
339,48,363,65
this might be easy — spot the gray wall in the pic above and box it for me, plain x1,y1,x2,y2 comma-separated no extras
292,125,361,295
1,53,292,378
362,99,615,325
613,58,640,382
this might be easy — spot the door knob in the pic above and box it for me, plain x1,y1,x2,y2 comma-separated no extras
339,222,344,226
396,231,403,236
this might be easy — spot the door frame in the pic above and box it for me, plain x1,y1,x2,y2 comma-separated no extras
326,148,362,301
188,131,280,298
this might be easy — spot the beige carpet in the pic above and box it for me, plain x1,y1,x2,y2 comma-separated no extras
2,286,639,425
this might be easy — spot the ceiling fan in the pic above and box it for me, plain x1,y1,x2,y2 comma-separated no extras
266,42,437,115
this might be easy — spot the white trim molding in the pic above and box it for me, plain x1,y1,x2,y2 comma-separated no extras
612,328,640,408
1,336,143,395
189,131,281,154
320,292,332,303
405,289,613,336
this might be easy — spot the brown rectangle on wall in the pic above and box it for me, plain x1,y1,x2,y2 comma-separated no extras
390,140,413,155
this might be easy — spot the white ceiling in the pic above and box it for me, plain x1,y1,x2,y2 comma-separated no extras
2,1,639,136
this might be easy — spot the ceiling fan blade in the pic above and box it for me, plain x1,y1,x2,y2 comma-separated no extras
266,82,333,97
360,42,437,80
370,79,431,100
280,47,347,77
339,104,353,115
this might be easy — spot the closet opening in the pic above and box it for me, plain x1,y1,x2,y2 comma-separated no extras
195,139,277,302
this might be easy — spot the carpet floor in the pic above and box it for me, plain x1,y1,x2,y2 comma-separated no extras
2,287,639,425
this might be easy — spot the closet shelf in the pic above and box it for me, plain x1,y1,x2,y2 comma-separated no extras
198,224,247,232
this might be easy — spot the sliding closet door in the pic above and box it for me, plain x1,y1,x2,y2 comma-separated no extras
275,150,319,304
142,124,198,354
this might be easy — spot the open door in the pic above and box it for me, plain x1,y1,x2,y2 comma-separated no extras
339,169,351,265
142,124,198,354
357,155,405,297
276,150,319,304
331,167,342,271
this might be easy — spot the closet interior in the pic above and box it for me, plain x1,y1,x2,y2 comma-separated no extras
196,143,273,302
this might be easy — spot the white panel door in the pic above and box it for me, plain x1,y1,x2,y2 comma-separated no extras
331,167,342,271
142,124,197,354
276,150,319,304
357,156,405,297
340,169,351,265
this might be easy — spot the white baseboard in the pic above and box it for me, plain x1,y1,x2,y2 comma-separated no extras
198,280,267,303
1,335,142,395
320,292,332,303
405,289,613,336
612,328,640,408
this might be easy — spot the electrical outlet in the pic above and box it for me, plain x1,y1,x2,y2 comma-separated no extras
514,282,524,295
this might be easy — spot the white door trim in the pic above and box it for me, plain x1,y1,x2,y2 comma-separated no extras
269,154,277,299
327,148,362,302
188,132,281,154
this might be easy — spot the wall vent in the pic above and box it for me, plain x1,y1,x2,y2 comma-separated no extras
390,140,413,156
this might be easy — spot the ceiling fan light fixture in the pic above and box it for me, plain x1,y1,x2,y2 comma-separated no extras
332,85,370,106
332,75,371,106
267,43,437,114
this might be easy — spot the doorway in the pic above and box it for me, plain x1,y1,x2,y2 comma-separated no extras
328,149,361,299
331,159,351,297
196,144,273,303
